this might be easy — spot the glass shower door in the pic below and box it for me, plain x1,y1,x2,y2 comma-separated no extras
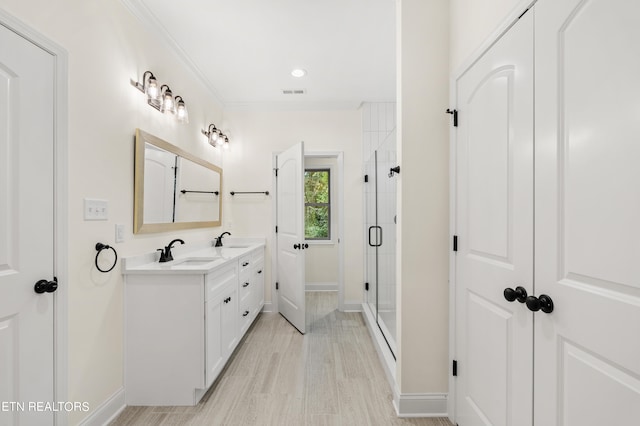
364,152,378,320
375,133,397,355
364,131,397,358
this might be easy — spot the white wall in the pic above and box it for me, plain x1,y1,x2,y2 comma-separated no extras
304,156,339,288
396,0,450,395
450,0,524,71
0,0,225,423
221,109,363,306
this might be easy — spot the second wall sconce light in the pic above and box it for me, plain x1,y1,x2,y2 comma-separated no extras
131,71,189,123
202,124,229,149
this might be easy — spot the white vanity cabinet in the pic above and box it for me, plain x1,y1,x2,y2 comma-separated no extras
123,243,265,406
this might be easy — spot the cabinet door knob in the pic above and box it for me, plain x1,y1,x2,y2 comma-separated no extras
243,282,250,288
257,270,262,274
242,310,250,317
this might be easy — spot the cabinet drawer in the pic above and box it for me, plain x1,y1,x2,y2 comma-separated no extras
254,260,264,277
206,262,237,301
238,253,252,273
239,296,253,334
239,276,252,303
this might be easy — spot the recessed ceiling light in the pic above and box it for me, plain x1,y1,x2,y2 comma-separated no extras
291,69,307,78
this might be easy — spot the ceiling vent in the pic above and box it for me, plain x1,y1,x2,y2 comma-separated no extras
282,89,306,95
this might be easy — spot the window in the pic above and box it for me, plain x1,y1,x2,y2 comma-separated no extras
304,169,330,240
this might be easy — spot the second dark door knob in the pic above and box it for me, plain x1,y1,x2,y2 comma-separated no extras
526,295,554,314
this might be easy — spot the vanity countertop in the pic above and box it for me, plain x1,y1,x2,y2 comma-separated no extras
122,238,265,275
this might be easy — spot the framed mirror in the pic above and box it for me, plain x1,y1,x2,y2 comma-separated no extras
134,129,222,234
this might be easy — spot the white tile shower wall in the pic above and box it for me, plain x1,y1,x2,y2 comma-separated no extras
362,102,396,163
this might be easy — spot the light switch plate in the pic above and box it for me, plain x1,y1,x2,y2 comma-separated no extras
115,224,125,243
84,198,108,221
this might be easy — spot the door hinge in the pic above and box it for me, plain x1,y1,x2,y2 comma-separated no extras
446,108,458,127
275,226,278,234
274,168,279,177
365,282,369,291
452,360,458,377
275,282,279,290
518,7,530,19
453,235,458,252
364,174,368,183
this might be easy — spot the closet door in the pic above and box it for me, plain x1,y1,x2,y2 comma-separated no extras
534,1,640,424
454,11,534,426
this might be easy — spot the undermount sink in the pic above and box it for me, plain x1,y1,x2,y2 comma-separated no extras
169,257,219,267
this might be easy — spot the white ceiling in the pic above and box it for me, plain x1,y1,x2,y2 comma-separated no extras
123,0,396,110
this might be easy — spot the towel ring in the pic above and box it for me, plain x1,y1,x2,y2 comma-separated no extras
95,242,118,273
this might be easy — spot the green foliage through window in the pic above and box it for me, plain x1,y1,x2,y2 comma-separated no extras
304,169,330,239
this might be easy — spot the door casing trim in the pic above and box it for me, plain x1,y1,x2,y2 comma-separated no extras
0,10,69,426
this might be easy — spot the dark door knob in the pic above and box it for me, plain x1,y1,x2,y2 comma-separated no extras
293,243,301,250
526,295,554,313
34,277,58,294
503,286,528,303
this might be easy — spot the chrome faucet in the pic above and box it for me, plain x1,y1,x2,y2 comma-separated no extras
214,232,231,247
158,238,185,262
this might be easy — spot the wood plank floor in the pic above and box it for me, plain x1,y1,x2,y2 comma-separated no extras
111,292,453,426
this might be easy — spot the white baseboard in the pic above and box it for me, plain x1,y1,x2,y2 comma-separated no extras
340,300,362,312
305,282,338,291
393,392,448,417
78,387,125,426
261,301,273,313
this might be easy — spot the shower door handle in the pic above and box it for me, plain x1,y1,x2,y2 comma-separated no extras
368,226,382,247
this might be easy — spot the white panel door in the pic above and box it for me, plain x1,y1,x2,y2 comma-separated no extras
276,142,305,333
0,24,55,425
535,1,640,424
455,11,534,426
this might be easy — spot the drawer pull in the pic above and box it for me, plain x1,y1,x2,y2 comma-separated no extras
257,270,262,274
243,282,250,288
242,310,250,317
242,262,249,267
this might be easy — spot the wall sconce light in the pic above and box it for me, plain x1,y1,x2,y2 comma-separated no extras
131,70,188,123
202,123,229,149
175,96,188,123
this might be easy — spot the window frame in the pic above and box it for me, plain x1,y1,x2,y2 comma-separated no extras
304,167,331,241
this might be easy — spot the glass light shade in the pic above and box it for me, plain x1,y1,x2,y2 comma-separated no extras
208,133,217,147
146,76,159,100
176,99,188,123
222,136,230,150
160,88,176,115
